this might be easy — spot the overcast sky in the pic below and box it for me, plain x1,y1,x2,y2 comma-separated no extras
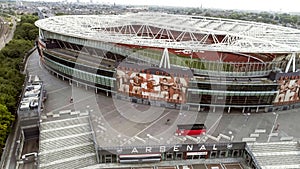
57,0,300,12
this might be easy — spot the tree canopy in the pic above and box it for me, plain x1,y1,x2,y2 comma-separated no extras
0,14,38,157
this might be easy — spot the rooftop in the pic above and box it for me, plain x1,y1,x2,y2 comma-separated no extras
247,141,300,169
35,13,300,53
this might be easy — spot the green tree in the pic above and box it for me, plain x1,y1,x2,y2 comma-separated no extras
0,13,35,156
0,104,14,148
1,39,32,58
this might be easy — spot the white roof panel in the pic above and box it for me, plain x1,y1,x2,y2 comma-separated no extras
35,13,300,53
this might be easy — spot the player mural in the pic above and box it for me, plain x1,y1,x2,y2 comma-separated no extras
116,64,191,103
273,75,300,104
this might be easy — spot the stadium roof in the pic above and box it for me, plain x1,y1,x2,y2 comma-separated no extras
247,141,300,169
35,12,300,53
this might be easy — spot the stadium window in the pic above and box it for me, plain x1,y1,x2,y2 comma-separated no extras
220,151,227,158
193,155,200,159
166,152,173,160
87,74,92,82
105,154,112,163
101,77,105,85
105,78,110,86
228,150,233,157
233,150,240,157
210,151,217,158
186,155,193,159
176,152,183,160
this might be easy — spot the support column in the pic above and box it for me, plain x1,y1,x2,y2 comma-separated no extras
61,41,68,49
159,48,170,69
292,53,296,72
285,53,296,73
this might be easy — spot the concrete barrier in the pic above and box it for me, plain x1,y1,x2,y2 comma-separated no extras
79,112,89,116
59,110,71,114
255,129,266,133
134,136,146,143
46,112,53,116
250,133,260,138
280,137,294,141
269,133,279,137
70,111,80,115
219,133,231,140
53,114,60,118
242,137,256,142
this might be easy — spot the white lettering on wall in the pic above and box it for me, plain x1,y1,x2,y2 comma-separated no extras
174,146,179,152
160,146,166,153
199,145,206,150
213,144,217,150
146,147,152,153
187,145,193,151
131,147,138,153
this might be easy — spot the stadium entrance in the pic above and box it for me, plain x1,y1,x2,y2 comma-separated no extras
97,142,246,163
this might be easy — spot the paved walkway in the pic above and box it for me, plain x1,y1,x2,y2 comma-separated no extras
24,50,300,146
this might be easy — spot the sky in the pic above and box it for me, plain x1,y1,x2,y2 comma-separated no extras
53,0,300,13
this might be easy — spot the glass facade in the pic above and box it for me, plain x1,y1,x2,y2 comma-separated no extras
42,30,287,77
43,53,115,90
39,31,283,108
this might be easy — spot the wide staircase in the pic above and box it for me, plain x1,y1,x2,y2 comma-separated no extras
247,141,300,167
39,116,97,169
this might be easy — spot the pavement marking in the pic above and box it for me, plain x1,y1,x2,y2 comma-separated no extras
280,136,294,141
47,86,70,94
269,133,279,137
96,100,132,119
48,94,94,114
250,133,260,138
242,137,256,142
280,130,290,137
255,129,266,133
121,110,174,146
206,113,223,134
267,113,279,142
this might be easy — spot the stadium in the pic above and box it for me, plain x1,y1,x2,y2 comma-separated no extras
35,12,300,113
34,13,300,169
